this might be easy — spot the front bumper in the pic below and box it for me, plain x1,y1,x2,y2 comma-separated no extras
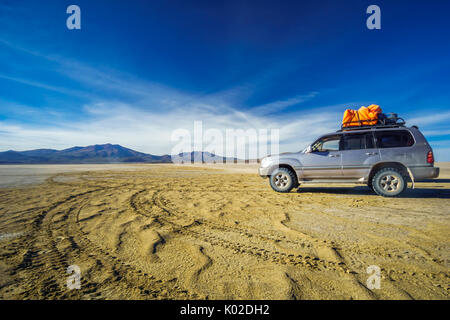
410,166,439,180
258,166,270,177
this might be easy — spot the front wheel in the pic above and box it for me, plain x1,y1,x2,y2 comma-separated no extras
372,167,406,197
269,168,297,193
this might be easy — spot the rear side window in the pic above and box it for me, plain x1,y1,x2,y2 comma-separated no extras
342,133,375,150
375,130,414,148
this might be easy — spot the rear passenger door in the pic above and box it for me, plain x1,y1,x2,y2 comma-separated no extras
374,130,415,165
341,132,381,179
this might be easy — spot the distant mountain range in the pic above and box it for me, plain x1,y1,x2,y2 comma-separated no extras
0,144,235,164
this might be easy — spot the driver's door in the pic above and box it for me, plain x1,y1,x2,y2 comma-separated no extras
301,134,343,178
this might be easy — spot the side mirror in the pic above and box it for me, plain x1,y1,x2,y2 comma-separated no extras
305,146,312,153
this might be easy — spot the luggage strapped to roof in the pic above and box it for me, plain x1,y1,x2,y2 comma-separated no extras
341,105,405,130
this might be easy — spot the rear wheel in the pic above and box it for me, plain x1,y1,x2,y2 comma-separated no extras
372,167,406,197
269,167,297,193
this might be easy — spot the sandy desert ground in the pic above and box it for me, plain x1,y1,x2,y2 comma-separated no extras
0,163,449,299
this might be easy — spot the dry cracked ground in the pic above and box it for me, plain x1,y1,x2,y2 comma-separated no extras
0,163,449,299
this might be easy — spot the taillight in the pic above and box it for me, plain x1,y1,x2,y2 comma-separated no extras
427,151,434,164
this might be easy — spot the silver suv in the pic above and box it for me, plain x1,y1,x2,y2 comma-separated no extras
259,125,439,197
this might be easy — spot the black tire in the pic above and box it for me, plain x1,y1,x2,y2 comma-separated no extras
269,167,297,193
371,167,406,197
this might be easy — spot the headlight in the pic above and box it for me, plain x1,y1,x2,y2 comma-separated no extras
260,157,271,168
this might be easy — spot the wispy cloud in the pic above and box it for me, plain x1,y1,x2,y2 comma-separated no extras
0,73,94,99
421,129,450,137
407,111,450,127
0,99,340,156
0,41,339,156
248,91,319,115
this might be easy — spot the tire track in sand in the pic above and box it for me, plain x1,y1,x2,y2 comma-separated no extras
7,180,194,299
129,189,348,273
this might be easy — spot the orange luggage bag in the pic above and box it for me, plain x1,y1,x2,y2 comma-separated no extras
342,104,382,127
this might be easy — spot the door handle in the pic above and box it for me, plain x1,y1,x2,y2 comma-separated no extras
328,154,340,157
365,152,378,156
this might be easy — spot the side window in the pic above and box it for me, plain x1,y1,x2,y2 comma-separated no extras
375,130,414,148
312,135,341,152
343,133,375,150
365,133,375,149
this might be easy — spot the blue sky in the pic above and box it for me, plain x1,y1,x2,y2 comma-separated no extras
0,0,449,159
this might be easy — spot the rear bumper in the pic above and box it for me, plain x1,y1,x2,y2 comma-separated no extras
410,166,439,180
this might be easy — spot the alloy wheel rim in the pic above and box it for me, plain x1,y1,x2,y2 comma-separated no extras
380,174,400,192
274,173,290,188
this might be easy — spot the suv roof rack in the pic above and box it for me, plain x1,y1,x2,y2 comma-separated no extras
337,123,406,132
338,114,406,132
